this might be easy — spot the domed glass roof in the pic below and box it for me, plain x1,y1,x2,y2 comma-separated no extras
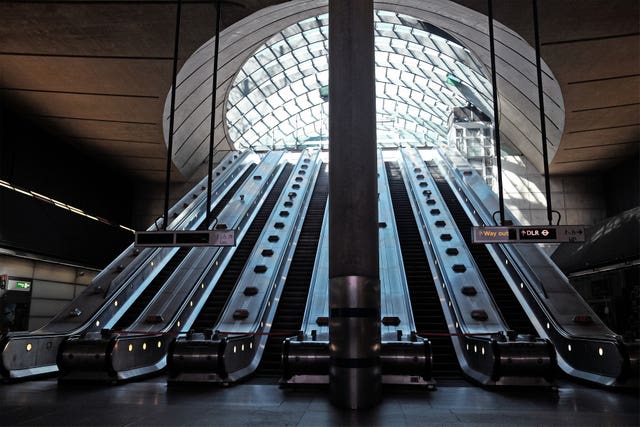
225,10,493,151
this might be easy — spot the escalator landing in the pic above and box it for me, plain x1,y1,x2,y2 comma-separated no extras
1,377,637,426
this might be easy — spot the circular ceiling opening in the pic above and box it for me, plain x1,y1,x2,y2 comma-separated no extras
225,10,493,151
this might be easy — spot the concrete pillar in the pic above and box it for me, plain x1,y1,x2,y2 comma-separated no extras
328,0,381,409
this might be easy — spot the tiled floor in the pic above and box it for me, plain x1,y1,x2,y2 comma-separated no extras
1,377,638,426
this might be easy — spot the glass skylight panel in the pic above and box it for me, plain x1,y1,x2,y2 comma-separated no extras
298,16,321,32
225,10,493,151
303,27,325,44
269,39,291,57
257,81,276,99
389,37,410,52
227,87,244,105
431,36,454,58
279,120,294,137
262,114,279,130
278,86,295,103
376,10,402,25
253,120,269,136
293,47,313,63
395,85,411,100
281,24,302,39
307,40,328,56
403,55,420,70
275,51,297,69
242,56,261,77
288,79,306,97
375,50,390,64
237,97,255,116
282,101,300,117
272,105,290,123
392,25,415,44
244,127,258,143
374,39,395,55
255,48,276,66
376,21,396,34
287,33,307,50
296,95,314,111
311,56,328,71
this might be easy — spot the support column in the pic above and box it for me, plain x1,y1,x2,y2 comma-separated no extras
328,0,380,409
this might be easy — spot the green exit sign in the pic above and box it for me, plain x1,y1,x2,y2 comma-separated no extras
8,279,31,291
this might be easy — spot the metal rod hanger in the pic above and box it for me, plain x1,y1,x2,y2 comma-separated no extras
206,0,223,227
163,0,183,231
487,0,506,226
532,0,554,226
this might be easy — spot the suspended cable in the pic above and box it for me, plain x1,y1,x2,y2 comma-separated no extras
163,0,183,231
487,0,506,226
207,0,223,227
532,0,554,226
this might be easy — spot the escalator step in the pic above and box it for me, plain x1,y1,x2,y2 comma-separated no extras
255,165,329,378
113,164,257,330
426,161,536,336
192,162,295,330
386,161,461,378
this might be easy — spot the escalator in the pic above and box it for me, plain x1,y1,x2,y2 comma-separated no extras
385,161,461,379
255,165,329,379
112,164,257,331
191,163,294,331
426,161,536,336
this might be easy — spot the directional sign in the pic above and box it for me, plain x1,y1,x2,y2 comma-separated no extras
519,227,557,241
472,225,586,244
472,226,517,243
135,229,236,247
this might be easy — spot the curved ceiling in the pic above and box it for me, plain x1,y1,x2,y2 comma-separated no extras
1,0,636,184
164,0,565,178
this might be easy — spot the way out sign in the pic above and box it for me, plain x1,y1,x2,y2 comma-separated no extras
472,226,586,244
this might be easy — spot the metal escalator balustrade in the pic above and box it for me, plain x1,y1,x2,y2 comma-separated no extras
0,151,255,381
186,163,296,333
433,145,638,388
256,163,329,379
170,152,288,333
57,151,286,382
398,147,555,386
385,160,460,379
281,151,432,386
112,163,257,332
425,161,536,337
168,150,323,384
69,151,254,333
376,150,432,386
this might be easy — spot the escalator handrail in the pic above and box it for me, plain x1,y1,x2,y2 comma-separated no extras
432,146,631,385
377,149,418,336
399,147,508,336
215,150,322,335
128,151,288,335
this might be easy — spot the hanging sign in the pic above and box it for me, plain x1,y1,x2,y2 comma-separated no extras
135,229,236,247
472,225,586,244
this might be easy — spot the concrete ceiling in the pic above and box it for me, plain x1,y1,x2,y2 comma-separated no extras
0,0,638,184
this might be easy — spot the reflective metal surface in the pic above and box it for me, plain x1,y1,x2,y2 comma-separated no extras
1,151,254,381
57,151,286,382
398,147,555,386
433,145,637,388
168,150,323,384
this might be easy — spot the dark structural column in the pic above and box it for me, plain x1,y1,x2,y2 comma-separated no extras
328,0,381,409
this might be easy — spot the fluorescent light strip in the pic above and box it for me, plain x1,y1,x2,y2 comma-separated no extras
0,179,135,233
